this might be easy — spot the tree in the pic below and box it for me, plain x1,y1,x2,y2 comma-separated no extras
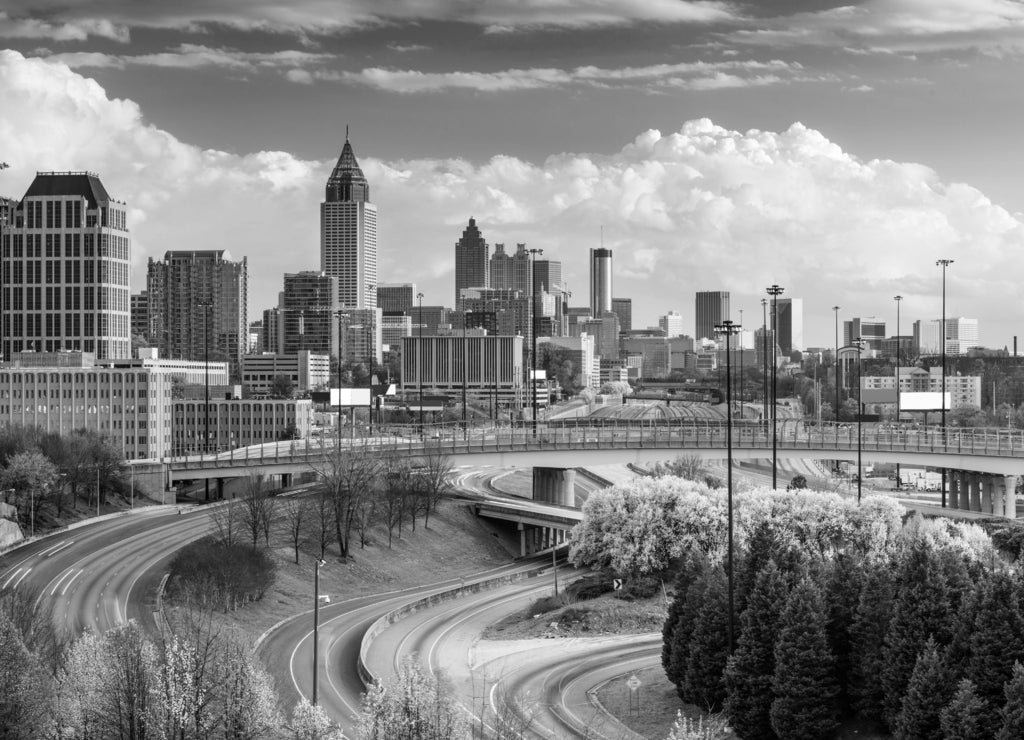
271,374,296,399
216,632,283,738
1,449,58,529
848,564,895,721
53,629,108,739
940,679,988,740
770,578,840,740
894,637,952,740
997,661,1024,740
0,612,50,738
281,497,310,564
240,474,274,550
311,444,381,559
414,448,453,528
724,559,788,739
357,657,467,740
600,380,633,396
665,557,711,694
100,621,161,738
786,474,807,491
682,569,730,711
290,698,347,739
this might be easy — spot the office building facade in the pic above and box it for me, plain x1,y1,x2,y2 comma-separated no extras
241,351,330,396
914,317,980,356
490,243,532,296
147,249,248,370
695,291,729,343
659,310,684,338
589,248,613,317
401,334,524,407
377,283,416,314
844,317,886,352
1,171,131,360
321,136,377,310
275,271,340,357
454,218,489,306
611,298,632,333
775,297,803,353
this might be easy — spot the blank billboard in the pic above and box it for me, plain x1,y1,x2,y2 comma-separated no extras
900,392,949,411
862,388,898,405
331,388,371,406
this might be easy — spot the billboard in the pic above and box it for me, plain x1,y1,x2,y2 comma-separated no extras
861,388,898,405
331,388,371,407
900,392,949,411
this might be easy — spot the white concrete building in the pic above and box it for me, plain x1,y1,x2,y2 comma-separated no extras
241,351,330,396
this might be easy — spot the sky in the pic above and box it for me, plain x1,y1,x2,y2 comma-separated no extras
2,0,1024,350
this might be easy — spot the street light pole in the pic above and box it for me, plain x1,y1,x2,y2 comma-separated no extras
417,292,425,428
937,259,953,507
715,319,741,655
738,308,744,411
833,306,841,419
527,248,543,434
462,310,469,427
761,299,768,423
853,338,865,504
894,295,903,489
766,285,784,489
198,300,212,501
312,558,326,705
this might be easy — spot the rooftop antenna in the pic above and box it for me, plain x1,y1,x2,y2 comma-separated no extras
600,225,604,248
345,124,349,140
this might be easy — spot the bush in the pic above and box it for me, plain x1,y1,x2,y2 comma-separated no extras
566,574,614,601
527,595,562,616
615,575,661,601
165,537,276,611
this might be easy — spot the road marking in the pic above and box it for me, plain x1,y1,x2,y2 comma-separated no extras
50,568,77,596
10,568,31,590
61,570,83,596
2,567,24,589
45,540,75,558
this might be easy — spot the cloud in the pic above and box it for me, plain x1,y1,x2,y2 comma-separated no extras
1,49,1020,346
730,0,1024,55
0,1,738,39
344,59,805,93
0,12,129,42
43,44,336,77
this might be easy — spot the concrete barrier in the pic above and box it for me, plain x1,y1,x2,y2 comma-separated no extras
357,567,547,688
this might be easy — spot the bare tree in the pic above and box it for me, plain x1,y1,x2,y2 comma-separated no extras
309,490,334,560
240,474,273,551
414,448,454,528
309,442,381,559
280,497,309,564
210,501,242,547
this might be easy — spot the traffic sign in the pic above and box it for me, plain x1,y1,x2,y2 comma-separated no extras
627,674,641,691
613,578,623,590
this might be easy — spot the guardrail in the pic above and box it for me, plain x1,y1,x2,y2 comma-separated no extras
165,419,1024,474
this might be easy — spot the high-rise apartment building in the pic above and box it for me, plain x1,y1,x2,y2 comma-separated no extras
455,218,489,306
589,248,613,317
1,171,131,360
659,310,684,338
533,260,562,295
914,317,980,356
275,271,340,356
147,249,248,370
131,291,149,341
695,291,729,342
611,298,632,333
490,243,531,295
321,135,377,310
844,317,886,352
775,298,803,353
460,288,532,345
377,283,416,314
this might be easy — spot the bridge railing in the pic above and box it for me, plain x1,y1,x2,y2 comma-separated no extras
164,419,1024,470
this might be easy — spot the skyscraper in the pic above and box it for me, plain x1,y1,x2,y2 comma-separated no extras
275,271,340,357
695,291,730,342
147,250,249,369
490,243,531,295
377,283,416,314
659,310,684,337
321,134,377,310
455,218,489,305
611,298,633,333
1,171,131,360
775,298,804,354
844,317,886,352
589,248,613,316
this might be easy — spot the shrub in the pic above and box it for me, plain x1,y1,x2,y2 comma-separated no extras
165,536,276,611
615,575,661,601
566,574,614,601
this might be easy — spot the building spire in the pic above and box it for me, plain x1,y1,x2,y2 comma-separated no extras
325,133,370,203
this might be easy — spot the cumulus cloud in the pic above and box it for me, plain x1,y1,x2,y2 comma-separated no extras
345,59,805,93
1,49,1019,345
0,0,737,38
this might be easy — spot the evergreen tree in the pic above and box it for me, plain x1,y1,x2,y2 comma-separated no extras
823,554,864,715
893,637,952,740
880,542,953,728
848,560,895,721
770,578,840,740
997,661,1024,740
943,575,984,680
940,679,988,740
724,560,788,739
666,562,711,696
735,521,784,616
962,571,1024,736
681,568,730,710
663,555,707,676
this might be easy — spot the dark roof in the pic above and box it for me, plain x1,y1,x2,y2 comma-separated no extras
325,137,370,203
21,172,112,209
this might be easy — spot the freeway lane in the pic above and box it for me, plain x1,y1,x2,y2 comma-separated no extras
0,506,213,637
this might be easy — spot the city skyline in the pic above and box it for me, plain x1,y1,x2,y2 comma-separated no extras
2,3,1024,347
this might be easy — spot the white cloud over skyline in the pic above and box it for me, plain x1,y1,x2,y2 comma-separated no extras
0,49,1019,346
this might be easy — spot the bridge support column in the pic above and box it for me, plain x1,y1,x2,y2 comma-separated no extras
519,524,527,557
968,473,982,513
954,471,967,509
216,478,225,500
948,471,961,509
992,476,1006,517
1001,476,1015,518
981,476,994,514
532,467,576,507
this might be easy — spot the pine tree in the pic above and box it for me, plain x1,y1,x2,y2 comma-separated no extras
893,637,952,740
682,568,730,711
848,561,895,721
770,578,840,740
666,562,711,696
940,679,988,740
724,559,787,740
880,542,953,728
663,555,707,676
964,570,1024,737
823,554,864,715
997,661,1024,740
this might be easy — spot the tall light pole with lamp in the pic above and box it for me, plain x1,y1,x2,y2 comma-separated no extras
833,306,841,419
527,248,543,433
761,299,768,423
766,285,784,489
461,310,469,427
852,338,865,504
312,558,327,705
715,319,741,655
937,259,954,507
197,300,213,501
416,292,425,428
894,295,903,489
738,308,744,411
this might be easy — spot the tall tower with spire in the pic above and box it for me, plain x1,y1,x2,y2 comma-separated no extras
321,132,377,310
